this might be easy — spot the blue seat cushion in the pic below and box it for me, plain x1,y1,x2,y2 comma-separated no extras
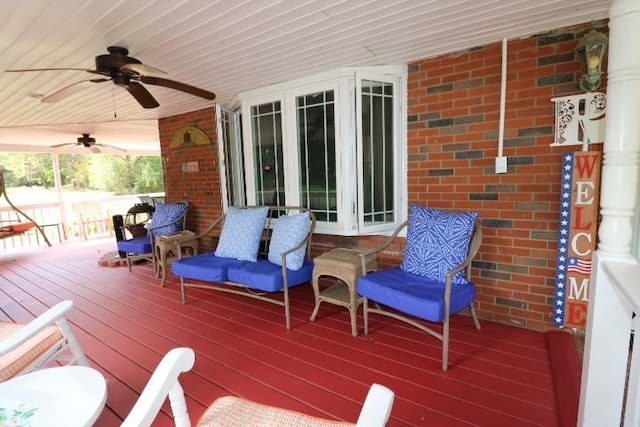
358,267,476,322
227,259,314,292
117,236,152,254
172,253,247,282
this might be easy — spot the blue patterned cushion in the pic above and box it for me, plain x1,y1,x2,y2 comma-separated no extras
400,205,478,285
267,212,311,271
150,202,189,235
215,207,269,261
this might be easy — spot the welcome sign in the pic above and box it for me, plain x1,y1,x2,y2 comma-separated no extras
553,151,601,328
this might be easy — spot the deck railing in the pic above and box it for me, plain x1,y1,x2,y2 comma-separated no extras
579,256,640,426
0,193,162,249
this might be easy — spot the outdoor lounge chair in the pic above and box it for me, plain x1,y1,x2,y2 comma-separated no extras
357,205,483,371
0,300,90,382
118,201,190,274
122,347,395,427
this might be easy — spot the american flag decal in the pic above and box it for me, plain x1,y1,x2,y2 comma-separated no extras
553,151,601,328
567,258,592,275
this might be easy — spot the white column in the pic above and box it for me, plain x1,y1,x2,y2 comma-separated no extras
597,0,640,257
580,0,640,424
51,153,67,237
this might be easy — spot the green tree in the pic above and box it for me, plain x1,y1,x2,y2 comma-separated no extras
0,152,54,187
1,152,163,194
133,157,164,193
59,154,92,189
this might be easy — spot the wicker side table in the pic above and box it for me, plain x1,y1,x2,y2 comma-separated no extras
155,230,198,287
310,248,377,336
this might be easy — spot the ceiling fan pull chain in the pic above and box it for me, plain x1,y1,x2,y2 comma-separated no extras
112,85,117,118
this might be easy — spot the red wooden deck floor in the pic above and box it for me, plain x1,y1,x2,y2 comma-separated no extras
0,238,559,426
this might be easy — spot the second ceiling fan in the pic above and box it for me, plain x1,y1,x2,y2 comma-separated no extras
7,46,216,109
52,133,124,153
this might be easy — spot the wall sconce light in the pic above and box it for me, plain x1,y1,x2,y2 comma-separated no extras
576,29,609,92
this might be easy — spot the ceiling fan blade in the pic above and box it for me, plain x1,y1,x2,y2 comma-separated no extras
50,142,75,149
126,81,160,108
5,67,94,73
140,76,216,100
42,78,109,103
96,143,126,153
120,63,167,76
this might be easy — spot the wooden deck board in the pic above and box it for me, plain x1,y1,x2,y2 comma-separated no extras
0,239,560,426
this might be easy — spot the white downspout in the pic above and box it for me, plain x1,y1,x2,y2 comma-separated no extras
495,37,508,174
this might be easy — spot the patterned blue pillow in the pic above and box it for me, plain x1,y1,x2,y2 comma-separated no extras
267,212,311,271
150,202,189,235
215,206,269,261
400,205,478,285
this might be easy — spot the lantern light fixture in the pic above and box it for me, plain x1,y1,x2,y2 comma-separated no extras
576,28,609,92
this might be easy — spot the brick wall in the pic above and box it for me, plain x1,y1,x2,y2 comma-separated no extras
158,20,606,332
405,21,606,331
158,108,221,252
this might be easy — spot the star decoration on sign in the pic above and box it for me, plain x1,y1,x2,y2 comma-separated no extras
553,152,574,326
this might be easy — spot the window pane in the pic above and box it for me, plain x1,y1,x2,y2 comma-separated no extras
297,91,337,222
361,80,394,224
220,109,245,207
251,102,284,206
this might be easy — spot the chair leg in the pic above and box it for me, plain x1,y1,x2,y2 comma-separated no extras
180,279,187,304
283,286,291,331
56,318,90,367
126,255,132,272
442,316,450,371
363,297,370,335
469,304,481,330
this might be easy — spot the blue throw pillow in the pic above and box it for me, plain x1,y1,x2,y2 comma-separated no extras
400,205,478,285
267,212,311,271
215,206,269,261
150,202,189,235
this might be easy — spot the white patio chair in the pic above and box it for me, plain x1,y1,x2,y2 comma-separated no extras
0,300,90,382
122,347,395,427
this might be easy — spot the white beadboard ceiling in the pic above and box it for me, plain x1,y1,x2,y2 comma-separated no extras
0,0,610,154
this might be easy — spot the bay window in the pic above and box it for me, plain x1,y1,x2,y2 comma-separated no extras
235,66,406,235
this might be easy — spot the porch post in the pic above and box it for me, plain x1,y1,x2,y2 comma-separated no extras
51,153,67,239
579,0,640,424
597,0,640,258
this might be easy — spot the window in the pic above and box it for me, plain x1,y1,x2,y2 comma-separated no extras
216,106,245,209
356,72,402,234
250,101,285,206
297,90,337,222
238,66,406,235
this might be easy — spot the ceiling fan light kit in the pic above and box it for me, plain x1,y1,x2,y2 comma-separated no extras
7,46,216,109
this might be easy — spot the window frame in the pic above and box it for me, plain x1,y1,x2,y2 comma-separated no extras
216,104,245,210
355,71,406,234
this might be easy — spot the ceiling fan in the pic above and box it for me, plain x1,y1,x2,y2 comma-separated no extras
6,46,216,109
51,133,125,153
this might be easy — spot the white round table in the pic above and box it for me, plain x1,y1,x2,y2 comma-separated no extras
0,366,107,427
